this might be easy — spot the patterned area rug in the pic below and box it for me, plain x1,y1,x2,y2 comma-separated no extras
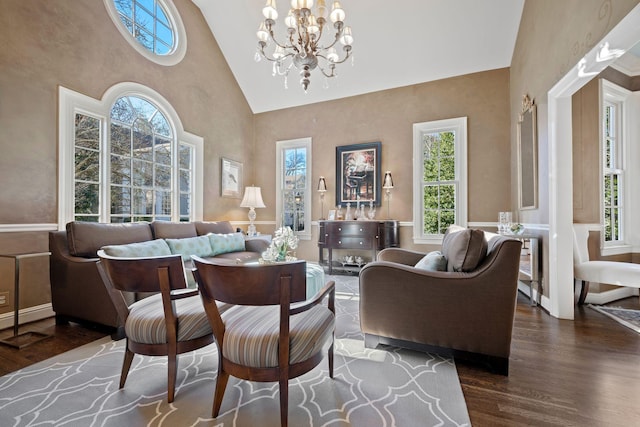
0,275,470,426
589,304,640,333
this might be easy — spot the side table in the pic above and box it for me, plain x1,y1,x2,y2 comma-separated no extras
0,251,52,349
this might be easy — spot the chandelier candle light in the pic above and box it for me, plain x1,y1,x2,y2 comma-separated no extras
240,186,266,237
256,0,354,92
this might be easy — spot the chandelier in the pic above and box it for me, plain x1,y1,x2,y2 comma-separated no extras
255,0,354,92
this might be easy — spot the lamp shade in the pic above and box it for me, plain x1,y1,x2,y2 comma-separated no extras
318,176,327,192
383,171,394,189
240,186,266,208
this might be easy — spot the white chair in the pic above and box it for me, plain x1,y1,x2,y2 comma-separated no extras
573,224,640,305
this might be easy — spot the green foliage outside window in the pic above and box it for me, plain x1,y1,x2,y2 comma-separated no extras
422,131,457,234
74,95,190,223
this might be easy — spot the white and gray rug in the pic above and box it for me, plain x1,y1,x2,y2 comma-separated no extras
590,304,640,334
0,275,471,426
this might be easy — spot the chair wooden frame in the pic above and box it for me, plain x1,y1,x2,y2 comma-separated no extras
97,251,214,403
192,257,335,427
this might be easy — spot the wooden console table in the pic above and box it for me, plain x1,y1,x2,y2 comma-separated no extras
318,220,399,274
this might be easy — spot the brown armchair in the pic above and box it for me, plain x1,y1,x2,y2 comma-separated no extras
96,251,215,403
193,257,335,427
359,231,522,375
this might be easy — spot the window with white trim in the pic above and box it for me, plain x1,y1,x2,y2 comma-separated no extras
601,80,630,246
59,83,203,227
104,0,187,66
413,117,467,244
276,138,312,240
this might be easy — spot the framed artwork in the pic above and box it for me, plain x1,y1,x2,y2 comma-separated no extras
335,141,382,207
327,209,336,220
517,94,537,210
221,157,243,198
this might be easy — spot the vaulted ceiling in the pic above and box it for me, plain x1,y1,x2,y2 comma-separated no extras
193,0,526,113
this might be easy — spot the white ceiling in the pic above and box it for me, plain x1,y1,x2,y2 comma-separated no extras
192,0,525,114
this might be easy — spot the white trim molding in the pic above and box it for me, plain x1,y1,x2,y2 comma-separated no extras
0,224,58,233
0,304,54,331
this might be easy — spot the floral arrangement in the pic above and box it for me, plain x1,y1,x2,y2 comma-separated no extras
260,226,299,263
510,223,525,235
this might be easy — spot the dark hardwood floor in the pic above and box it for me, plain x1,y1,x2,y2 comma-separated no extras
1,294,639,426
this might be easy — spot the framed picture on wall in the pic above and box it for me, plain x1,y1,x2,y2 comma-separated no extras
220,157,243,198
335,141,382,207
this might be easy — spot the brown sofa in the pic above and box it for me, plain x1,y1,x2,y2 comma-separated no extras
359,228,522,374
49,221,268,338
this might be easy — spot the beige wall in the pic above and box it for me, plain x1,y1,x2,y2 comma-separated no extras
3,0,640,316
254,69,512,260
0,0,254,315
572,78,601,224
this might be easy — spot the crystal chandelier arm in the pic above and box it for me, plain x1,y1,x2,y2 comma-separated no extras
258,41,295,64
317,45,352,65
264,20,299,53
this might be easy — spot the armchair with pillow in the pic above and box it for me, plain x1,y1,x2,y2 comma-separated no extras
359,225,522,374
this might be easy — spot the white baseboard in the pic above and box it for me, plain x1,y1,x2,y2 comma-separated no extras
584,287,639,305
0,304,55,330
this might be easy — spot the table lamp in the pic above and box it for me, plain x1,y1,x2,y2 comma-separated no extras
318,176,327,219
240,186,265,236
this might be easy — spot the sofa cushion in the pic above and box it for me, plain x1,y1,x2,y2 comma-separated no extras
101,239,172,258
415,251,447,271
165,235,214,261
195,221,235,235
67,221,153,257
442,225,487,272
208,232,246,256
151,221,197,239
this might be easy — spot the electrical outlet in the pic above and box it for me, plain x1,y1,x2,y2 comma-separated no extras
0,291,8,306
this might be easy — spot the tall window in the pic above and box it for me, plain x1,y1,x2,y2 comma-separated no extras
413,118,467,243
276,138,312,240
601,80,630,245
59,83,203,227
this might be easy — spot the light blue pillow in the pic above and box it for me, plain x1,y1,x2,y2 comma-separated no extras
415,251,447,271
208,232,246,256
165,235,214,261
101,239,171,258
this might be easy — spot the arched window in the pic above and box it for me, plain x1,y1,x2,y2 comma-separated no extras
59,83,203,226
104,0,187,66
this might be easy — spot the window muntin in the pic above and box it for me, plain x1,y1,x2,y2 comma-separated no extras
422,131,457,235
107,96,174,222
276,138,312,240
74,114,101,222
114,0,175,55
413,118,467,243
602,99,624,243
104,0,186,66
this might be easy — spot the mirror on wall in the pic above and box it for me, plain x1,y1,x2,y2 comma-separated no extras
518,94,537,210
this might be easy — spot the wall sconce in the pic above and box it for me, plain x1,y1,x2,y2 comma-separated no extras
318,176,327,220
382,171,394,219
240,186,265,236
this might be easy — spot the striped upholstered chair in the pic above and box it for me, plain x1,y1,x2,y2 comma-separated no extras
97,251,221,403
192,257,335,427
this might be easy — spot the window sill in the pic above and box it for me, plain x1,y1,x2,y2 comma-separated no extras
601,244,632,257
